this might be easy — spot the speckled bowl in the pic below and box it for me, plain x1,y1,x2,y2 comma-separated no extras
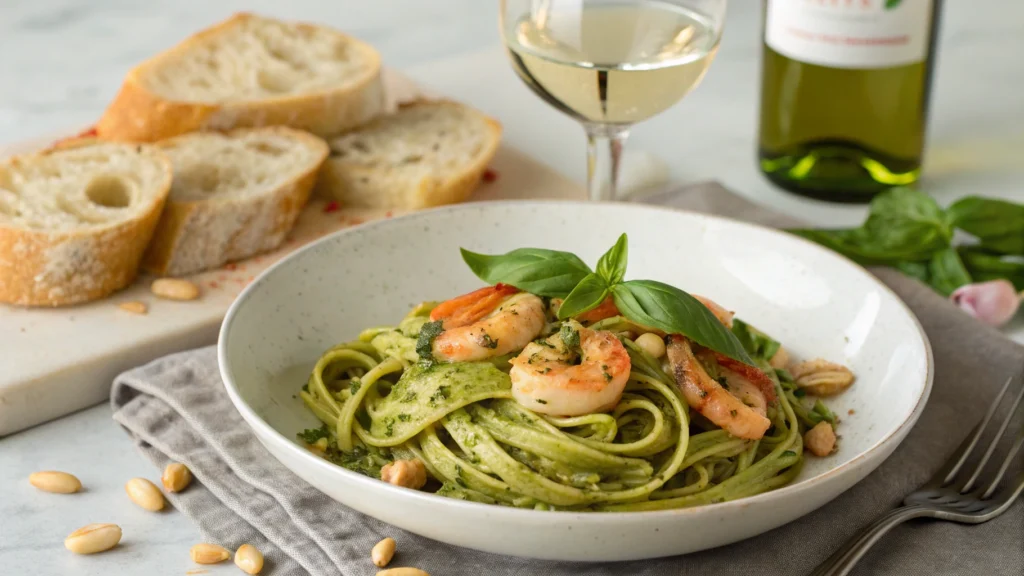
218,201,932,561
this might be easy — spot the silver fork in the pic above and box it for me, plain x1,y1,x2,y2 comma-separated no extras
809,373,1024,576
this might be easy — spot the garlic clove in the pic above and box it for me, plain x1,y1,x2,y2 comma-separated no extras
950,280,1021,327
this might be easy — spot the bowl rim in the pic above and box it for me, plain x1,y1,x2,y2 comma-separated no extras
218,199,934,520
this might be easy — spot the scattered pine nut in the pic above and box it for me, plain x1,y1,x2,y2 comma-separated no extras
234,544,264,574
162,462,192,493
190,543,231,564
151,278,200,301
125,477,165,511
29,471,81,494
118,301,148,314
64,523,121,554
372,537,396,567
376,568,429,576
634,333,666,359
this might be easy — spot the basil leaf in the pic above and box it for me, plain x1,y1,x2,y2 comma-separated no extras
610,280,754,365
415,320,444,362
927,248,973,296
959,248,1024,291
557,273,609,319
460,247,592,298
596,233,628,285
789,188,952,265
948,196,1024,255
896,261,931,284
731,319,781,363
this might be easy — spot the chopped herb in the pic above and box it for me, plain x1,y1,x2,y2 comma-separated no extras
717,376,729,389
782,450,797,458
729,409,738,417
536,399,548,405
540,367,551,374
383,417,395,437
397,413,411,422
480,332,499,349
402,390,417,402
793,388,806,398
602,370,612,382
429,385,452,404
697,389,708,398
297,425,330,444
559,324,581,351
350,380,362,394
535,339,555,348
301,382,310,393
415,319,445,362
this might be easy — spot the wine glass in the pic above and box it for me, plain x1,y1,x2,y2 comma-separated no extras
500,0,727,202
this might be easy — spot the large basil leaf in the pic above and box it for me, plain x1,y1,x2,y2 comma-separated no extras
557,273,609,319
959,248,1024,290
731,319,781,363
596,233,628,285
789,188,952,265
610,280,754,365
947,197,1024,255
460,247,592,298
927,248,973,296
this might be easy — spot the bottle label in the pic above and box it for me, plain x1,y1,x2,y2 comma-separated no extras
765,0,933,69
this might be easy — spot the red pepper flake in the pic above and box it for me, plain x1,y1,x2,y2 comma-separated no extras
384,211,393,218
483,168,498,183
225,263,238,271
217,274,228,282
208,281,220,289
324,201,340,213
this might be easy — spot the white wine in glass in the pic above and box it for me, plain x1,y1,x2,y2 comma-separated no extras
501,0,726,201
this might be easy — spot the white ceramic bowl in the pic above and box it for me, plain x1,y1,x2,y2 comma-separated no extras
218,201,932,562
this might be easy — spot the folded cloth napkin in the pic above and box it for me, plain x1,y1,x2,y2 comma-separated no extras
112,182,1023,576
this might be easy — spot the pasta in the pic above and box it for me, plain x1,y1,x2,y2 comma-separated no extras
298,289,847,512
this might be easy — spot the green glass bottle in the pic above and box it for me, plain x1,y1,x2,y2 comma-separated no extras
758,0,942,202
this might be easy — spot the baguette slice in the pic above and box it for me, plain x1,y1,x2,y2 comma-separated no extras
317,101,502,210
96,13,384,142
142,127,329,277
0,142,172,306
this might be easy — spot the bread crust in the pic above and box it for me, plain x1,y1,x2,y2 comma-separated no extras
142,127,329,277
316,102,502,210
96,13,384,142
0,146,172,307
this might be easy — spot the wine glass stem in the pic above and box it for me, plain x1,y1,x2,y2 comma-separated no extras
585,125,630,202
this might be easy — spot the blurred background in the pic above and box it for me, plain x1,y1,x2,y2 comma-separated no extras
1,0,1021,224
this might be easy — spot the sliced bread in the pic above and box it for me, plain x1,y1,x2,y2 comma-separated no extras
96,13,384,142
317,100,502,210
142,127,329,277
0,142,172,306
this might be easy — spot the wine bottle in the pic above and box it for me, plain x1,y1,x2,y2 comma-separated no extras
758,0,941,202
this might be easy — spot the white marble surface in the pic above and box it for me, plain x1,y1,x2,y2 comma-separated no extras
1,0,1022,574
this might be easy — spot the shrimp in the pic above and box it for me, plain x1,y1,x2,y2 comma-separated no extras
666,335,771,440
430,284,546,362
509,320,631,416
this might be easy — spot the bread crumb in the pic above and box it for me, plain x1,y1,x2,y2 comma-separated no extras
848,409,855,415
118,301,148,314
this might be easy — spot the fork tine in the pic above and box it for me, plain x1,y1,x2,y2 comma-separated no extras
982,429,1024,499
938,376,1014,487
962,380,1024,493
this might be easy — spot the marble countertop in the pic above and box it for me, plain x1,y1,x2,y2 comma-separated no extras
2,0,1022,574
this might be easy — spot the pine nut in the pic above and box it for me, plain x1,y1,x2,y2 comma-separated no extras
125,477,165,511
190,543,231,564
234,544,264,574
634,332,666,359
64,523,121,554
376,568,429,576
118,301,148,314
371,537,396,567
151,278,200,301
162,462,192,493
29,471,81,494
380,459,426,489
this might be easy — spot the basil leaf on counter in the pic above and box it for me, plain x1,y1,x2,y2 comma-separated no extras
596,233,628,285
557,273,609,319
959,248,1024,291
896,261,931,284
947,197,1024,255
460,247,592,298
611,280,754,365
927,248,973,296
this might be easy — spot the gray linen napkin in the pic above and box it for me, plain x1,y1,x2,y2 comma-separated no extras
112,182,1024,576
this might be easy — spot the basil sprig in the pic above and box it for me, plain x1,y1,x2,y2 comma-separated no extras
460,233,754,365
789,188,1024,298
460,247,592,298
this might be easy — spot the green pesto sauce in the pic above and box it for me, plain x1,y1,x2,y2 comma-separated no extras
365,362,512,445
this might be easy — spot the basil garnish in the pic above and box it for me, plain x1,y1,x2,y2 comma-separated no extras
461,235,754,365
